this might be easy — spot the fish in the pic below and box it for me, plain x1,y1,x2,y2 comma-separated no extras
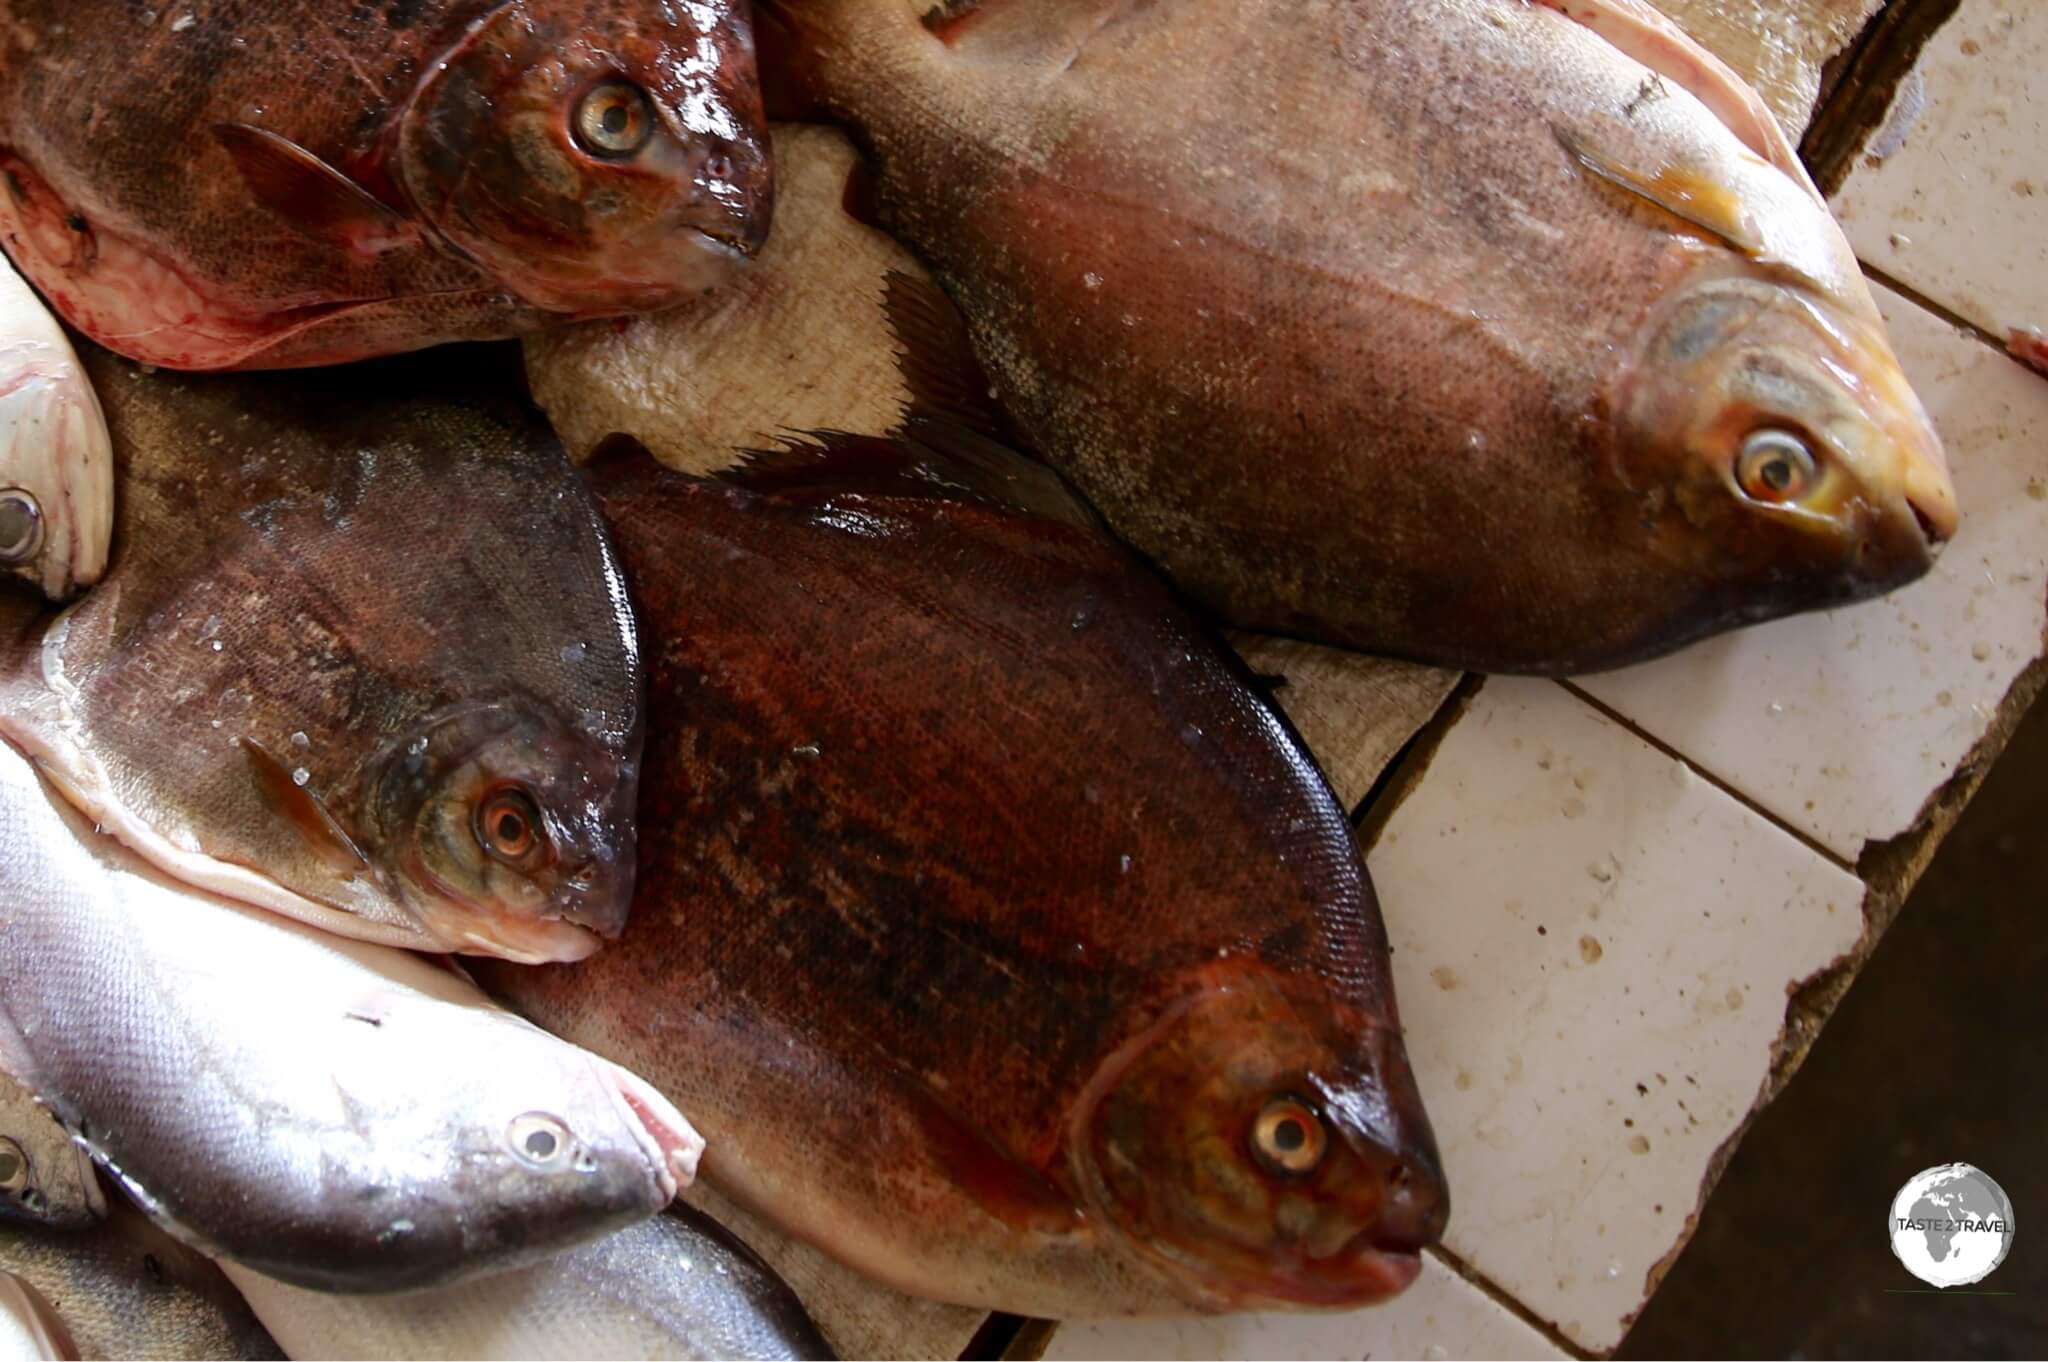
0,255,109,601
0,343,643,964
761,0,1960,674
0,741,701,1293
480,430,1447,1318
0,0,772,371
221,1204,833,1361
527,123,923,474
2,1195,282,1360
0,1073,101,1232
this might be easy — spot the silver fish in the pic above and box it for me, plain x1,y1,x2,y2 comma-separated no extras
1,1197,281,1360
222,1205,832,1361
0,1073,100,1231
0,745,702,1294
0,256,109,601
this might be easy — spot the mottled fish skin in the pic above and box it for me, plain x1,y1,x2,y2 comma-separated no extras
0,1073,101,1232
222,1204,833,1361
765,0,1958,674
0,256,109,602
0,344,643,964
482,437,1445,1318
2,1197,280,1362
0,0,771,370
0,743,700,1294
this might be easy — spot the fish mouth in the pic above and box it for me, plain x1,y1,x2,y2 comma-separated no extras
1237,1242,1425,1311
600,1061,703,1200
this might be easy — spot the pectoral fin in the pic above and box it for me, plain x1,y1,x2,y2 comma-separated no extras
1554,126,1767,258
239,738,371,875
213,124,419,256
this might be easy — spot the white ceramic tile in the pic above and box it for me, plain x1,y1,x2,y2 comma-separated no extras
1368,679,1864,1353
1041,1252,1565,1362
1576,288,2048,861
1832,0,2048,342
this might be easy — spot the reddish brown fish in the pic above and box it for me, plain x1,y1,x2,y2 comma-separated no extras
0,0,772,370
480,429,1446,1318
763,0,1958,674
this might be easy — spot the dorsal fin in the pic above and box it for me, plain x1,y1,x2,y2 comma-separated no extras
726,420,1102,533
881,269,1018,444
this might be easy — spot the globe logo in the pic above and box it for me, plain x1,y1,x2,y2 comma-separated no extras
1889,1163,2015,1288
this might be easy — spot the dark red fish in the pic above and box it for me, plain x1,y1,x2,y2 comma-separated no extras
760,0,1956,674
0,0,772,369
480,428,1446,1318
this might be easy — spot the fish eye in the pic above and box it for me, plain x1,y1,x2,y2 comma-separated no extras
0,1137,26,1194
573,79,655,159
507,1112,573,1168
0,489,43,564
474,786,546,865
1735,429,1820,504
1250,1096,1328,1177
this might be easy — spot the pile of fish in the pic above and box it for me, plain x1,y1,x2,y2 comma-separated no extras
0,0,1956,1357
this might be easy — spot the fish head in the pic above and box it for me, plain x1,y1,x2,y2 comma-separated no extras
0,344,112,602
399,0,773,316
1611,263,1957,626
371,699,640,963
1071,968,1445,1311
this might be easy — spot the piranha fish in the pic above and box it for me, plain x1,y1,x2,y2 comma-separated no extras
762,0,1960,674
223,1205,832,1361
0,0,773,371
0,255,109,601
0,345,643,964
3,1198,282,1361
0,742,700,1295
481,429,1447,1318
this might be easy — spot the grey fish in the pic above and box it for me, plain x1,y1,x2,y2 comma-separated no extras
0,743,701,1294
1,1197,281,1361
222,1205,832,1361
0,344,642,964
0,1073,100,1231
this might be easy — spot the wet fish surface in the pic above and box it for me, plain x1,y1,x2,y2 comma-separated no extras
0,255,109,602
1,1196,281,1361
0,1073,100,1232
223,1204,832,1361
765,0,1959,674
483,431,1446,1319
0,345,643,964
0,740,700,1294
0,0,773,370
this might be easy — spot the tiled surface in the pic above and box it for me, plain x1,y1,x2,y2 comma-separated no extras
1367,681,1864,1353
1042,1253,1567,1362
1832,0,2048,342
1579,286,2048,861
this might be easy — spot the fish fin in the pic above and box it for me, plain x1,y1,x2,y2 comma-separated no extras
730,422,1102,533
238,738,372,875
898,1077,1085,1236
1534,0,1819,198
1554,126,1767,257
212,124,420,256
919,0,985,41
881,269,1013,442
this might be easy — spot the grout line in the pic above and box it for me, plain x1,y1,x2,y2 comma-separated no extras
1551,680,1863,879
1860,264,2032,368
1425,1245,1596,1360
